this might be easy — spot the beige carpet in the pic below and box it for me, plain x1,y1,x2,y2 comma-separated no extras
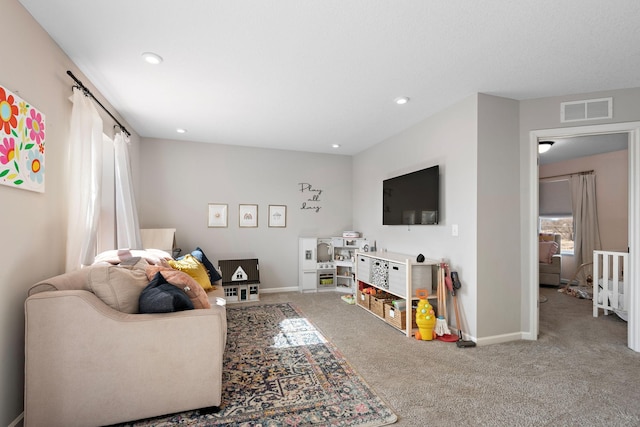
255,287,639,426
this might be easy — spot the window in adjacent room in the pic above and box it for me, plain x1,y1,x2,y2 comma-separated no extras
539,216,574,254
539,179,574,255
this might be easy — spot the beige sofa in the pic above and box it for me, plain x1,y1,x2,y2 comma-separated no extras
24,262,227,427
539,233,562,286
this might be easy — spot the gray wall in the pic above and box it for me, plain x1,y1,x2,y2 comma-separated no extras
352,93,522,341
352,94,481,336
4,0,640,421
0,0,139,423
519,87,640,331
138,138,353,291
476,94,520,338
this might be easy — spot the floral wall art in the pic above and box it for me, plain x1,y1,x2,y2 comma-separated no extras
0,84,45,192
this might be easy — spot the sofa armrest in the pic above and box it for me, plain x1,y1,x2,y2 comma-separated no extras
25,290,226,427
539,253,562,279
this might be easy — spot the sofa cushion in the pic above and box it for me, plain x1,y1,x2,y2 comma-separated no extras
139,272,194,313
191,247,223,283
87,259,151,313
29,267,93,295
539,233,561,254
539,241,559,264
93,248,173,266
168,254,212,290
540,256,561,273
145,265,211,309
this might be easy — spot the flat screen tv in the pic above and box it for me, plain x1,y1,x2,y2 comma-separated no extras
383,165,439,225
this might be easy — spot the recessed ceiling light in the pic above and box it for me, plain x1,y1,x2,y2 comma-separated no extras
176,128,187,134
332,144,341,148
141,52,163,65
395,97,410,105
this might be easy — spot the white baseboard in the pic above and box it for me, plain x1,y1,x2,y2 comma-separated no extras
475,331,524,346
9,412,24,427
261,286,298,294
450,327,524,345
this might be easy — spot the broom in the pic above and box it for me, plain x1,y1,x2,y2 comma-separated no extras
435,262,451,336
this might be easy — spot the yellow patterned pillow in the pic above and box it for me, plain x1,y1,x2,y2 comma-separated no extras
168,254,212,291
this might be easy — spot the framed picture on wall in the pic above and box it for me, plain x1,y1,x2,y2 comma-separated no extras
239,204,258,227
208,203,228,227
268,205,287,227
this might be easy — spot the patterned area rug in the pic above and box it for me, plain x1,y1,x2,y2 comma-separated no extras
119,303,397,426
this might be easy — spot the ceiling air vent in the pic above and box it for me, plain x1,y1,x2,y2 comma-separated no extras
561,97,612,123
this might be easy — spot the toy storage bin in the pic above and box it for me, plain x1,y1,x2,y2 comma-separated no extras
388,262,406,296
370,292,393,318
384,302,418,330
357,281,371,309
357,255,371,283
371,259,389,289
357,289,371,309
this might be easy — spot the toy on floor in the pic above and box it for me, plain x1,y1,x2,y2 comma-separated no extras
341,294,355,304
414,288,436,341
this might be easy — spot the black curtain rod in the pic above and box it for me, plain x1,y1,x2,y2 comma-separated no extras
66,70,131,137
540,169,594,181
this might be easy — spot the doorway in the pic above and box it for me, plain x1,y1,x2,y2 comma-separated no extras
527,122,640,352
539,133,628,283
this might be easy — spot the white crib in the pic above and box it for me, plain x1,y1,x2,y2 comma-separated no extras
593,250,628,321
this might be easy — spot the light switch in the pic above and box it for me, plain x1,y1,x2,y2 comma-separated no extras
452,224,459,236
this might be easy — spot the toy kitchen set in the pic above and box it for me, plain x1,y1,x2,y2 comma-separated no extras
298,232,369,293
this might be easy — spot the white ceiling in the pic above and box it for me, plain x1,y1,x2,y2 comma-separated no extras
18,0,640,155
539,133,629,166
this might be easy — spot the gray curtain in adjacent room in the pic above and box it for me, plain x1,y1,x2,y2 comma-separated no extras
570,174,602,267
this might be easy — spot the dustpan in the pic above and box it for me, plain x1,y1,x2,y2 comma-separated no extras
435,333,458,342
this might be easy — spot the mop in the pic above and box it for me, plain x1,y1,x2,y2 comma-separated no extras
435,262,451,336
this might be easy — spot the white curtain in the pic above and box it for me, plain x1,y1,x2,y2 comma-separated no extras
114,131,142,249
65,88,104,272
570,174,602,267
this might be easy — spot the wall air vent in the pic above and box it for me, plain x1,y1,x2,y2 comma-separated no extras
561,97,612,123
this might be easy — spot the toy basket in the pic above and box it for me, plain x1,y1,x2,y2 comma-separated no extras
356,289,371,309
384,302,417,330
370,293,393,318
